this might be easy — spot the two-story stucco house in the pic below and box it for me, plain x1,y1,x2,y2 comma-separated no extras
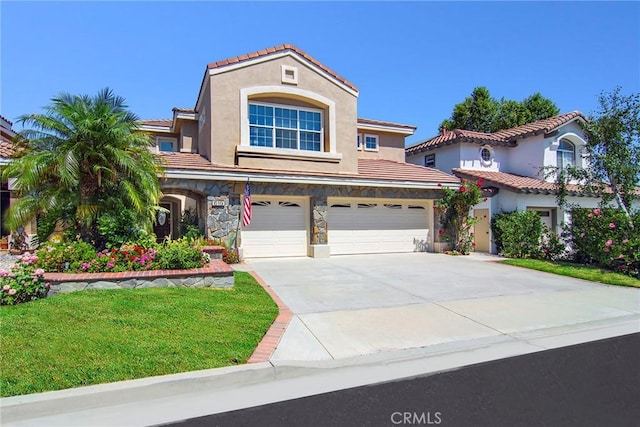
406,112,607,253
141,44,458,258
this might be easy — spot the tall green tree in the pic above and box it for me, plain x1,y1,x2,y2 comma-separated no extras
3,88,164,245
440,87,559,133
576,87,640,224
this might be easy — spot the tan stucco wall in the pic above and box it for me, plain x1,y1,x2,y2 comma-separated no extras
180,121,198,153
356,131,406,163
197,78,213,161
207,55,359,174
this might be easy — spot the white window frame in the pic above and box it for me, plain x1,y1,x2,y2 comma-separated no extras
424,153,436,168
248,101,324,152
157,137,178,153
363,134,379,152
479,145,494,167
557,138,575,169
357,133,363,150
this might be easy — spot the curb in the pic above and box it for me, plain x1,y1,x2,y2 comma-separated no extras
246,270,293,363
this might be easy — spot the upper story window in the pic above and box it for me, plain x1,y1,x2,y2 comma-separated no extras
157,137,177,152
364,134,378,151
557,138,575,169
479,145,493,166
249,102,323,152
357,134,362,150
424,154,435,168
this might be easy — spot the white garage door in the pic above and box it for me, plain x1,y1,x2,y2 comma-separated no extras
241,198,308,258
328,201,430,255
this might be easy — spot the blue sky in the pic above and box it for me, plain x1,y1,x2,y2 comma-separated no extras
2,1,639,145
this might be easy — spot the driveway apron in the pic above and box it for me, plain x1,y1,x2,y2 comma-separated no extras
242,253,640,361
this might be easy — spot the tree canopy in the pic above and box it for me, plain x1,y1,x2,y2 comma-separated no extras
573,87,640,223
439,87,560,133
3,88,164,246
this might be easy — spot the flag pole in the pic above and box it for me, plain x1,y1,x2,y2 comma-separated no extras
234,178,248,250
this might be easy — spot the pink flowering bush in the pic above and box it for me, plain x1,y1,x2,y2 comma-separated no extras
0,253,50,305
569,208,640,278
33,239,207,273
435,179,483,254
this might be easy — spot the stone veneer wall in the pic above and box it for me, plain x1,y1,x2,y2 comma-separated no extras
161,178,442,246
45,255,233,297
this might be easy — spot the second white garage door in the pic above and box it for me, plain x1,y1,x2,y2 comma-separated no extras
241,198,308,258
328,200,431,255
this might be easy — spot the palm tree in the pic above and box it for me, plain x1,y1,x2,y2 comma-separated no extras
3,88,164,246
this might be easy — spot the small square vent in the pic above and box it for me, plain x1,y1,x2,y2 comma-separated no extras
281,65,298,85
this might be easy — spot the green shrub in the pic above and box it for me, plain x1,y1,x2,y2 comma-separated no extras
1,253,49,305
490,212,513,254
96,207,155,249
179,208,203,240
540,227,567,261
35,241,97,272
493,211,543,258
569,208,639,278
151,239,208,270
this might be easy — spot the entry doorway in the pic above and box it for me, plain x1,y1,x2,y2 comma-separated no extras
154,202,173,241
473,209,491,252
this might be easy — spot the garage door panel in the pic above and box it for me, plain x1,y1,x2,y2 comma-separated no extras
328,201,430,255
242,199,307,258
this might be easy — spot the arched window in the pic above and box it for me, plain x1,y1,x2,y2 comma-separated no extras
557,139,575,169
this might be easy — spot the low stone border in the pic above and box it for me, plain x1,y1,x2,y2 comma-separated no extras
247,271,293,364
44,259,234,296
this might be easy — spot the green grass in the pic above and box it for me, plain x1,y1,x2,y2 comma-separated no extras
0,272,278,397
500,259,640,288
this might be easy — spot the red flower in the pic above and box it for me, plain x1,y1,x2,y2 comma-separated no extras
438,229,445,236
437,183,442,187
471,242,476,246
460,186,467,192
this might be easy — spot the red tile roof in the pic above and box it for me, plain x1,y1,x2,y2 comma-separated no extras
0,140,16,158
406,111,586,155
0,115,13,125
452,168,598,196
139,119,173,127
357,118,417,130
207,44,358,93
158,152,458,185
358,158,459,183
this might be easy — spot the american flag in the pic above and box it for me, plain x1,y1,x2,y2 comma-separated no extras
242,178,252,227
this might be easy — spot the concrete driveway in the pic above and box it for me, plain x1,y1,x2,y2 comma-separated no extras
240,253,640,361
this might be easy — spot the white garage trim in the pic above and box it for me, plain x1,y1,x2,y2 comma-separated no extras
328,198,432,255
241,196,309,258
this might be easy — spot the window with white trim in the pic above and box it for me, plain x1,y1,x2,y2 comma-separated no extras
557,138,575,169
364,134,378,151
249,102,323,152
357,134,362,150
157,137,177,152
424,154,435,168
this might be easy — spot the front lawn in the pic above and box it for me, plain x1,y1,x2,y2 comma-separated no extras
500,259,640,288
0,271,278,397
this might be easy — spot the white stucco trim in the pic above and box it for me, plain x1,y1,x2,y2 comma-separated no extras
236,145,342,162
139,124,174,134
210,51,359,97
357,123,415,136
163,169,454,190
551,132,586,148
240,86,338,154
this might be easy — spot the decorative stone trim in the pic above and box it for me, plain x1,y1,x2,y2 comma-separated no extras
45,260,234,296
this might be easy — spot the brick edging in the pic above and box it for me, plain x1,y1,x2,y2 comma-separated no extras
44,259,233,283
247,271,293,364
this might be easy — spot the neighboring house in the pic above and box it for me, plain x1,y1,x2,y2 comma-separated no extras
140,44,458,258
406,112,614,253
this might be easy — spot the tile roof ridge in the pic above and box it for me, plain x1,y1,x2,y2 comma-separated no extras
206,44,358,92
